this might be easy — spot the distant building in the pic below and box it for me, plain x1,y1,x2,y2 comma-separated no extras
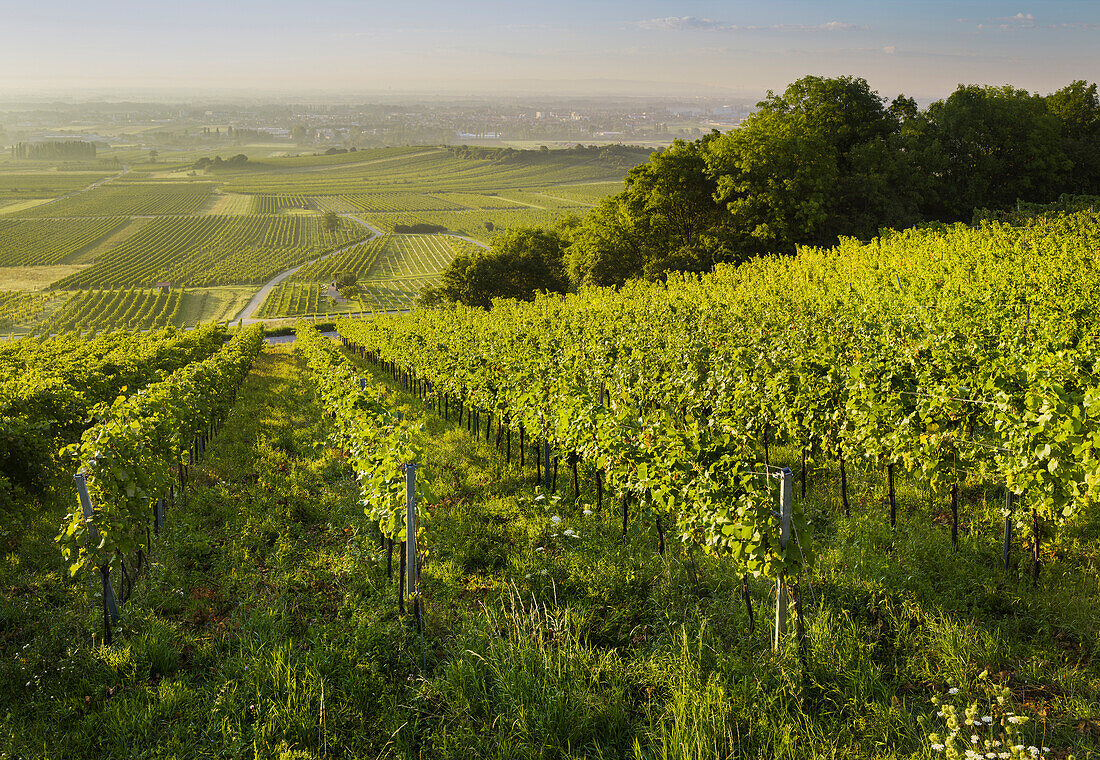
155,282,172,293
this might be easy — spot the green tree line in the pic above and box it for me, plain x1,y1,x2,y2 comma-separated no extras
432,76,1100,305
11,141,96,160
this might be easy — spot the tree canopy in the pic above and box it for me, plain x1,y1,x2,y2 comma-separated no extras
432,228,569,308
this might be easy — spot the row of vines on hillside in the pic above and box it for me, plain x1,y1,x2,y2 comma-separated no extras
51,215,369,289
336,211,1100,583
0,326,228,506
58,325,264,584
295,322,425,541
37,288,184,335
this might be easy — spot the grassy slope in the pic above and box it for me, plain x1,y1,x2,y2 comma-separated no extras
2,341,1097,759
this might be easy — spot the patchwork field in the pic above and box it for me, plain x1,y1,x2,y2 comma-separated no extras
0,146,632,332
259,234,469,316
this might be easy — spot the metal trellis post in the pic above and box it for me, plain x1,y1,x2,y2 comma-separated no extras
405,463,418,614
773,467,793,651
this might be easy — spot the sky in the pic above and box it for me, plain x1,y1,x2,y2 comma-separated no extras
1,0,1097,101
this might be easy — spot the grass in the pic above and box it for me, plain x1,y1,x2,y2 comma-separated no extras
0,199,57,216
176,287,256,326
0,264,91,291
199,193,253,216
1,341,1097,759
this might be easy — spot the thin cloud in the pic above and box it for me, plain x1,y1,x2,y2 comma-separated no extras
977,11,1036,30
635,17,865,33
635,17,727,31
1048,21,1100,31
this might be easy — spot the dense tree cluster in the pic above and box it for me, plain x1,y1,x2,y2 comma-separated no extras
12,141,96,160
193,154,251,170
446,143,650,168
424,227,569,308
433,76,1100,305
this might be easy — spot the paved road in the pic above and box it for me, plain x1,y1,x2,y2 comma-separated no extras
233,215,382,323
445,232,489,249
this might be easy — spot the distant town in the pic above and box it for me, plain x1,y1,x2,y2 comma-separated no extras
0,98,756,155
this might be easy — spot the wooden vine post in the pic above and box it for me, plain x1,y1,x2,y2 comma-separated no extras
404,463,421,631
74,474,119,645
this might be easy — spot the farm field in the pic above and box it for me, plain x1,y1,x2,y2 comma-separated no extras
36,287,186,334
2,214,1099,757
362,208,571,240
14,182,214,218
254,234,466,317
51,215,371,289
0,291,54,331
0,172,111,200
0,217,129,266
218,147,636,195
0,146,630,332
0,265,91,292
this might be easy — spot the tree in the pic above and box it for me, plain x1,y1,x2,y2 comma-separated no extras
705,75,919,253
1046,81,1100,195
567,136,739,286
917,85,1070,219
323,211,340,233
438,227,569,308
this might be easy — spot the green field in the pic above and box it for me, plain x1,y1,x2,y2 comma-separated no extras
0,172,111,200
51,215,371,289
15,182,214,217
0,291,54,331
256,234,469,316
220,147,631,194
37,287,185,333
362,208,573,240
4,333,1095,757
0,217,129,266
0,146,630,331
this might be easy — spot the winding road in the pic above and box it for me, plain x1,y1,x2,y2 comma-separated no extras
233,215,382,323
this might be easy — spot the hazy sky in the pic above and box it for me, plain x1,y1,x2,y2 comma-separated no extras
1,0,1098,100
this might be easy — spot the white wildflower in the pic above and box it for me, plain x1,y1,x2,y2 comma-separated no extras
949,687,960,695
982,716,993,723
550,515,561,523
535,546,545,552
931,744,945,752
582,509,593,517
